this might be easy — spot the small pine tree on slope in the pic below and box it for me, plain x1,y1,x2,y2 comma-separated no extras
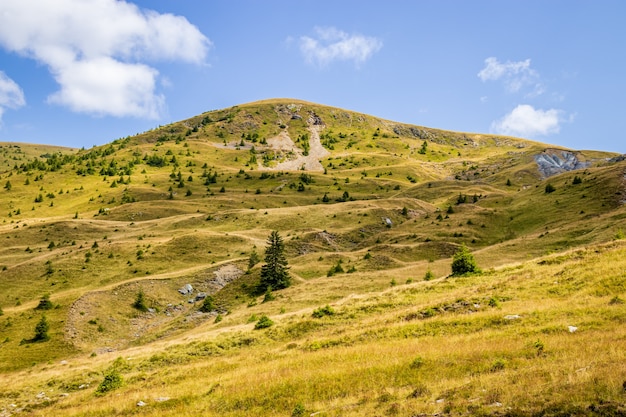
259,231,291,291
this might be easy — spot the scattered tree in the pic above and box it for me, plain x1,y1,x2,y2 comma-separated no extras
418,141,428,155
132,289,148,312
451,244,479,276
33,315,50,342
259,231,291,291
248,248,260,270
545,183,556,194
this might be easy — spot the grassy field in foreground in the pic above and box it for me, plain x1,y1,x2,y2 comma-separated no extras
0,240,625,416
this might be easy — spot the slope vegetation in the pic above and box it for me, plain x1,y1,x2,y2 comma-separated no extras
0,99,625,416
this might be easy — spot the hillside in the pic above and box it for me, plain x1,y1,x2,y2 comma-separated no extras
0,99,625,416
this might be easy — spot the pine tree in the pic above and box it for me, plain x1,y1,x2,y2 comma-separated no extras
259,231,291,291
33,315,50,342
451,244,479,276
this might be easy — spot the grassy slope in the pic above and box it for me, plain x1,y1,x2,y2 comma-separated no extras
0,99,625,415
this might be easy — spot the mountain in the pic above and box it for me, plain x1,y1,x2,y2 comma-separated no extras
0,99,625,416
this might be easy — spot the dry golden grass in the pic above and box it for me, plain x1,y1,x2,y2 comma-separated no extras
0,99,625,416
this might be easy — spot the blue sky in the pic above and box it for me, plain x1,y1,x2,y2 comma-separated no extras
0,1,624,153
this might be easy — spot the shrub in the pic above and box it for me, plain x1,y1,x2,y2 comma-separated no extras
451,244,479,276
35,294,54,310
424,270,435,281
95,369,123,395
254,315,274,330
132,290,148,312
262,288,275,303
312,305,335,318
327,261,344,277
410,356,424,369
545,183,556,193
199,296,215,313
292,403,307,417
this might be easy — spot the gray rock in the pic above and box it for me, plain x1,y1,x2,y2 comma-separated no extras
195,292,207,301
178,284,193,295
535,150,590,177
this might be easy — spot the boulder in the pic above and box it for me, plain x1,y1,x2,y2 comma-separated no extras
178,284,193,295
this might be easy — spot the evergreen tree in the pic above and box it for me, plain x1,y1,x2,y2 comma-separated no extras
248,248,260,270
132,290,148,312
451,244,479,276
33,315,50,342
259,231,291,291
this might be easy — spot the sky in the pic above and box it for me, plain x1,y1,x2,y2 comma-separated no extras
0,1,624,154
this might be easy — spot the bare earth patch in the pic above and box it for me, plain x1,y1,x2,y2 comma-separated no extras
259,118,329,172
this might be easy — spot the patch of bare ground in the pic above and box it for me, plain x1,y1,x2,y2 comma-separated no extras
64,264,244,353
259,116,329,171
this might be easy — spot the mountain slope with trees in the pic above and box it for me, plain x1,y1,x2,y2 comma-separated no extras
0,99,625,416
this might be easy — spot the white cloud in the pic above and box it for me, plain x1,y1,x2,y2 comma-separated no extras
0,0,211,118
491,104,564,138
47,57,164,118
299,27,382,67
478,57,541,94
0,71,25,124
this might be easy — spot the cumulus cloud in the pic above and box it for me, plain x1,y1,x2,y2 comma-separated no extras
491,104,565,138
299,27,382,67
478,57,541,94
0,71,25,124
0,0,211,118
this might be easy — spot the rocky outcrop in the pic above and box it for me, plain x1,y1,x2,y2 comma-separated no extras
534,150,590,177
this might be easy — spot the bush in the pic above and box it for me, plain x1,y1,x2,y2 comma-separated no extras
424,270,435,281
254,315,274,330
95,369,123,395
292,403,307,417
545,183,556,193
451,244,479,276
35,294,54,310
262,289,275,303
132,290,148,312
312,305,335,318
199,296,215,313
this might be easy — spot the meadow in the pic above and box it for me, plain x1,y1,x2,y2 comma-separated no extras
0,99,624,416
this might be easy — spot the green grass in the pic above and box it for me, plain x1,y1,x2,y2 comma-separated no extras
0,99,624,415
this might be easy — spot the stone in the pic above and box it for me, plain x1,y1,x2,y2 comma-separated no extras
178,284,193,295
195,292,207,301
137,401,147,407
568,325,578,333
504,314,521,320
